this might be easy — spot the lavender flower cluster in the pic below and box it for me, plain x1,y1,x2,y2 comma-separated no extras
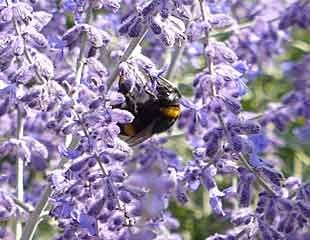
0,0,309,240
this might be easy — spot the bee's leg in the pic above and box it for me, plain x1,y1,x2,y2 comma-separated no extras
125,121,155,146
145,88,157,99
125,93,138,114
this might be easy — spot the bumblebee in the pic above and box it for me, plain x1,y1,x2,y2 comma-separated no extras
117,74,181,146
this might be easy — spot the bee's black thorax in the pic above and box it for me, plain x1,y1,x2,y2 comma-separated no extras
117,75,181,143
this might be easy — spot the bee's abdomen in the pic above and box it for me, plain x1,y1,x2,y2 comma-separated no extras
159,105,181,119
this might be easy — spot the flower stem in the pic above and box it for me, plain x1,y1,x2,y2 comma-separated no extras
75,9,92,85
6,0,46,84
166,45,186,81
198,0,277,196
20,185,52,240
20,138,73,240
238,153,278,195
12,195,33,214
107,26,148,89
19,7,92,240
16,107,24,240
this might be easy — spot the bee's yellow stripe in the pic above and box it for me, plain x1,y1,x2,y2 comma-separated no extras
123,123,136,136
160,106,181,118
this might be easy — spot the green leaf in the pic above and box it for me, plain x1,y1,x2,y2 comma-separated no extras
291,41,310,53
295,149,310,166
178,83,194,97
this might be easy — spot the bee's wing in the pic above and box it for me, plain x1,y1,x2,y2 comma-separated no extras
124,121,156,147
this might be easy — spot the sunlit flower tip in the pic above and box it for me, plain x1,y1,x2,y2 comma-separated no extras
141,0,160,16
31,11,53,31
12,2,33,23
34,52,54,79
284,177,301,189
12,36,24,56
212,41,238,63
27,28,49,48
109,108,134,124
0,7,13,24
163,215,180,230
23,136,49,159
14,65,35,84
209,14,235,29
91,0,121,12
108,91,125,105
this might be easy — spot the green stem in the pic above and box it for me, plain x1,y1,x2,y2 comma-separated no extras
294,150,303,179
238,153,277,195
16,108,24,240
20,143,71,240
106,26,148,89
12,195,33,214
165,45,186,81
75,9,92,85
20,185,52,240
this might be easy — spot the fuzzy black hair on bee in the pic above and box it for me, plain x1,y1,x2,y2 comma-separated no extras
117,74,181,146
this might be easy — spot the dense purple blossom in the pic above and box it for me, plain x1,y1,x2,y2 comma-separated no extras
0,0,309,239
